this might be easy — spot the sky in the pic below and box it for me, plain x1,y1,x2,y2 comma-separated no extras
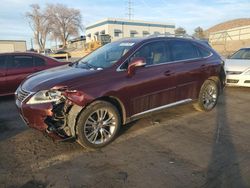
0,0,249,49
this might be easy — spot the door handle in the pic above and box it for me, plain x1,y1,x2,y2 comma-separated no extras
200,64,207,70
164,70,173,76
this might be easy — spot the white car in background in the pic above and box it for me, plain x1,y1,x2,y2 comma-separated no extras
225,47,250,87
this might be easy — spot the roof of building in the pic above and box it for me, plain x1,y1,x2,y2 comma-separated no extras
0,40,26,42
207,18,250,33
86,18,175,30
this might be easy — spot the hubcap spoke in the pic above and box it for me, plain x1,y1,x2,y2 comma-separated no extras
92,131,98,143
104,115,114,125
203,85,217,109
89,116,97,123
87,131,96,140
103,128,111,138
102,109,108,119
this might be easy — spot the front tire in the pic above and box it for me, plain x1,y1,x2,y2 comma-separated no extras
194,80,219,112
76,101,121,149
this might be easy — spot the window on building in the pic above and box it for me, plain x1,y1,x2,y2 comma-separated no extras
169,40,200,61
114,29,122,37
130,30,138,38
143,31,150,37
154,31,161,36
100,30,106,35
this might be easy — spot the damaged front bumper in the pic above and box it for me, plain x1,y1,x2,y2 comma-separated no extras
16,87,91,141
16,94,83,141
44,99,82,141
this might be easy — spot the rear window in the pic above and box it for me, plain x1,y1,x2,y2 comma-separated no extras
9,56,33,68
0,56,6,69
34,56,46,66
170,40,199,61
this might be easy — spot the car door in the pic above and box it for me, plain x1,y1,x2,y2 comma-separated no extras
120,41,177,116
168,39,206,101
0,55,7,95
5,55,34,94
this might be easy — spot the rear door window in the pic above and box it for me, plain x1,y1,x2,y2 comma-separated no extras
9,56,33,69
170,40,200,61
0,56,6,69
34,56,46,66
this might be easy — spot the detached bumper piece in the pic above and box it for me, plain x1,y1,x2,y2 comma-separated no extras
44,101,75,141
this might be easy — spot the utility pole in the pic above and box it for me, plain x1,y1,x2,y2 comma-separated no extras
127,0,133,20
30,38,33,50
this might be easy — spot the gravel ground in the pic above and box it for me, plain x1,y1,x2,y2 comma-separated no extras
0,87,250,188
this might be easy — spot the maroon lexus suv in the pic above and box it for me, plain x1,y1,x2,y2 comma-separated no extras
16,36,225,148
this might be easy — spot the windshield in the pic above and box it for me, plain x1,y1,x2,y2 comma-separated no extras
76,41,135,69
230,48,250,60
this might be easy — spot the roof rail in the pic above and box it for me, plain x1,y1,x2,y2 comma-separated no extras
147,33,197,39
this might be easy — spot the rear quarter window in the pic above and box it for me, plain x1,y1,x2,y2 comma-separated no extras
197,46,212,58
34,56,46,66
0,56,6,69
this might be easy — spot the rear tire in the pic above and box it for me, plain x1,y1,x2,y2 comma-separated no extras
76,101,121,149
193,80,219,112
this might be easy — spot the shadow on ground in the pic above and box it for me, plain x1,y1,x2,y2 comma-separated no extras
204,90,247,188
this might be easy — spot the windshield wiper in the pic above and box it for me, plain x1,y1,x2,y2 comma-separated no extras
85,62,97,69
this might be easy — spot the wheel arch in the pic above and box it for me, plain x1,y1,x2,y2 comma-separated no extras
95,96,127,125
67,95,127,139
207,76,222,94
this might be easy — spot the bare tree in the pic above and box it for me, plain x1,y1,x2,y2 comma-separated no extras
174,27,186,35
26,4,50,51
47,4,82,48
193,27,207,39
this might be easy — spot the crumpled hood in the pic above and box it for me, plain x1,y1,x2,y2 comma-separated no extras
21,65,96,92
225,59,250,72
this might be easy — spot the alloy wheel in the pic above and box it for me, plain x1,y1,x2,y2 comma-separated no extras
83,108,116,145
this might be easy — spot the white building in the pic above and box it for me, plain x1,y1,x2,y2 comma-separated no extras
85,18,175,42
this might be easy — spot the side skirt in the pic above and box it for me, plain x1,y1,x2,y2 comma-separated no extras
126,99,192,123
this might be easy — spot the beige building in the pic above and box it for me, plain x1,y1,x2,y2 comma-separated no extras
85,18,175,42
207,18,250,56
0,40,26,53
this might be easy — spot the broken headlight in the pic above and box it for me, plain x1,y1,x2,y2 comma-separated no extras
27,90,63,105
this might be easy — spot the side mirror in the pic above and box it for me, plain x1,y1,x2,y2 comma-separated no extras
127,57,146,77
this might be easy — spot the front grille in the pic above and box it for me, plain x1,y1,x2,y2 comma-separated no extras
244,80,250,83
17,88,30,102
226,71,242,75
227,79,239,84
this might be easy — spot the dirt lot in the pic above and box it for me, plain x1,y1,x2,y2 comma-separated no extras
0,87,250,188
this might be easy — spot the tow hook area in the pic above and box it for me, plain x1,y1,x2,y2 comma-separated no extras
44,99,75,141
